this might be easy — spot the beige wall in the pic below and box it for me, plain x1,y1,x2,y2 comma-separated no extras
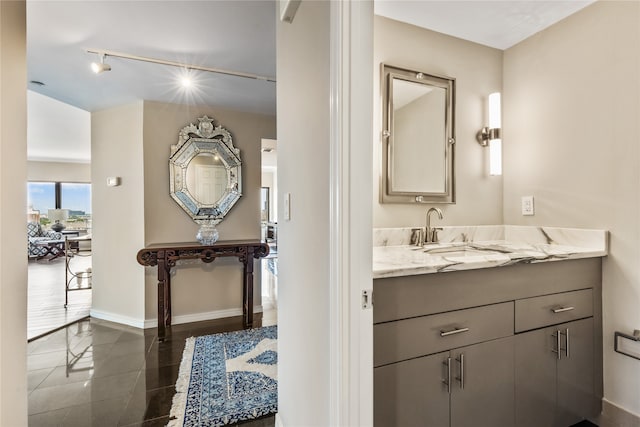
0,0,28,424
276,1,332,424
91,102,146,325
91,100,275,326
373,16,503,228
27,160,90,183
141,101,275,323
504,1,640,416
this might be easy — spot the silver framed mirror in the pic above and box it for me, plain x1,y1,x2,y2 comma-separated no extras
170,116,242,244
381,64,456,204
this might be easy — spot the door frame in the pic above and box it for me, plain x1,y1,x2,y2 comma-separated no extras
328,1,374,425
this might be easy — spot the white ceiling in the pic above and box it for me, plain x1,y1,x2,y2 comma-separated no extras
27,91,90,163
27,0,595,163
27,0,277,114
374,0,596,50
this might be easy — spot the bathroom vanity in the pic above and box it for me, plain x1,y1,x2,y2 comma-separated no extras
373,226,607,427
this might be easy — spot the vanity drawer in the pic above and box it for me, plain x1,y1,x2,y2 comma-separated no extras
374,302,514,367
515,288,593,333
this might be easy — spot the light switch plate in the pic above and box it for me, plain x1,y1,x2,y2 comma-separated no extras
521,196,534,216
106,176,121,187
284,192,291,220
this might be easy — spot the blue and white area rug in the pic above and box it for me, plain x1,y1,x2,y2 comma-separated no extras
168,326,278,427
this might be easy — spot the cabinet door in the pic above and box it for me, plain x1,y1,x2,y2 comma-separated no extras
450,336,515,427
515,326,557,427
556,318,595,427
374,351,449,426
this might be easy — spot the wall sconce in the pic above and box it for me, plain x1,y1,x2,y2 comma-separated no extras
477,92,502,176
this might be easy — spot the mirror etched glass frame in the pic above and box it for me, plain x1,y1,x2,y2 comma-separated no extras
381,64,456,204
169,116,241,242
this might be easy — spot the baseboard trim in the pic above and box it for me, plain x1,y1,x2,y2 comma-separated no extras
599,398,640,427
142,305,264,329
90,309,146,329
262,297,277,311
275,413,284,427
90,306,264,330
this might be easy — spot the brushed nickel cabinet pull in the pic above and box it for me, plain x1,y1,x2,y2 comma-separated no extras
440,327,470,337
562,328,570,358
455,354,465,390
552,331,562,360
552,306,575,313
442,357,452,393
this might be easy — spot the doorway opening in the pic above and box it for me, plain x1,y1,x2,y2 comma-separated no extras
27,180,92,341
261,138,278,323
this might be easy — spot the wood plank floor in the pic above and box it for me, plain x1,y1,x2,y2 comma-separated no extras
28,254,92,341
28,254,277,341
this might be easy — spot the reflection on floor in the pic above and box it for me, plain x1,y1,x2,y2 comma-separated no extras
28,314,277,426
261,255,278,313
28,256,92,341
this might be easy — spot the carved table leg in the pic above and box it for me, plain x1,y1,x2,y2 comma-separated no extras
243,252,254,328
157,252,170,342
165,264,172,327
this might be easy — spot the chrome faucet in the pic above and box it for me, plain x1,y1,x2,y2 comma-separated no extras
425,207,444,244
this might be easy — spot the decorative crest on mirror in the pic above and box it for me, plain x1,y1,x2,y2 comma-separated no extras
169,116,242,244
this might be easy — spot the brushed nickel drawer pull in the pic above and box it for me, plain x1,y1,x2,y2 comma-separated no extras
551,306,575,313
440,327,470,337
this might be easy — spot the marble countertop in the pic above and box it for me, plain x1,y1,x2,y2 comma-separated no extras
373,226,608,279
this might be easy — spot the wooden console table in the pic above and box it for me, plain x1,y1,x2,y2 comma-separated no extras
136,240,269,341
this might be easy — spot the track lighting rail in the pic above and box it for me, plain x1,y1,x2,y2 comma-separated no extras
86,48,276,83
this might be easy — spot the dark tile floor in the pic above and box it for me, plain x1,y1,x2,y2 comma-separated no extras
28,315,276,426
28,256,92,341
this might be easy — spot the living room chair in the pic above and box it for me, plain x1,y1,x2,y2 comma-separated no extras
27,222,63,258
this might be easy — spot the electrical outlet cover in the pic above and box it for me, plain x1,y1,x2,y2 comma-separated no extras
521,196,534,216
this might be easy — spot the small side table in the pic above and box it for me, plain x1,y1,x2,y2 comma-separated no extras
65,235,92,308
61,230,80,252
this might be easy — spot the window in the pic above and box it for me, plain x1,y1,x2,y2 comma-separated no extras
27,182,91,230
61,183,91,230
27,182,55,224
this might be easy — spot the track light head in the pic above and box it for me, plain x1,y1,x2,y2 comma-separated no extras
91,53,111,74
91,62,111,73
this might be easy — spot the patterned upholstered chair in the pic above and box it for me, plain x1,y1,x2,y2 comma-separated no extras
27,222,63,258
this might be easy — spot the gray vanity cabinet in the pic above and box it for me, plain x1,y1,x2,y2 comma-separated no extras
374,258,603,427
449,336,515,427
375,351,449,426
375,336,514,427
374,301,515,426
515,317,594,427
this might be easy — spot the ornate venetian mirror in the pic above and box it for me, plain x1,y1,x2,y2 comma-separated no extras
381,64,456,204
170,116,242,244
